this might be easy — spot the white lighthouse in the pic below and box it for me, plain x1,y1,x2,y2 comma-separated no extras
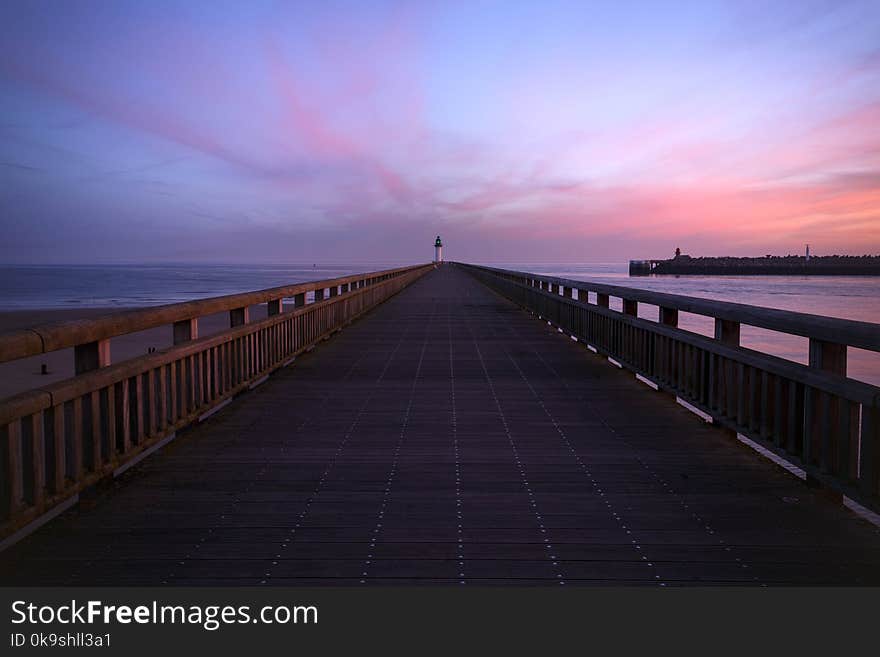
434,235,443,264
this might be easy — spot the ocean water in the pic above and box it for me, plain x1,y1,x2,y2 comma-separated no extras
0,263,403,309
0,262,877,386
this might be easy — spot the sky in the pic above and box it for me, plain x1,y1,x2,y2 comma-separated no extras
0,0,878,264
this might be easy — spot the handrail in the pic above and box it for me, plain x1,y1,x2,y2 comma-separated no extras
466,264,880,353
457,262,880,515
0,264,429,363
0,263,434,540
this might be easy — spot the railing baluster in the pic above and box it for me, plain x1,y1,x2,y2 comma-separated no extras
106,385,116,462
72,398,83,479
158,366,168,431
859,403,878,498
760,371,770,439
52,404,65,492
725,358,736,419
170,361,178,424
819,391,832,473
188,355,196,413
6,420,24,516
90,390,102,471
212,348,220,400
774,378,787,449
31,412,45,508
116,379,130,454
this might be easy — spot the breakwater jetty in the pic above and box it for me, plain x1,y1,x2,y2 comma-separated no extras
630,254,880,276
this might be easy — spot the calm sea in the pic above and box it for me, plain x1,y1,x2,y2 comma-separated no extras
0,263,403,309
0,262,878,386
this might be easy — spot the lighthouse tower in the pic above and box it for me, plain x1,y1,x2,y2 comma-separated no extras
434,235,443,264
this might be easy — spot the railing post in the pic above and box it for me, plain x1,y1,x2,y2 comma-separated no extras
551,283,560,295
173,318,198,344
230,307,249,327
315,288,325,302
659,307,678,327
807,338,847,503
267,299,282,316
329,286,338,298
74,339,111,375
597,293,610,308
714,319,740,345
294,293,305,308
713,319,741,441
623,299,638,316
563,286,573,299
577,289,590,303
809,339,846,376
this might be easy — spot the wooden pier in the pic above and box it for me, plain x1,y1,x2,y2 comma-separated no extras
1,264,880,585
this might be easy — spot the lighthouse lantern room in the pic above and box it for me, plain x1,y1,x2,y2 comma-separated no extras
434,235,443,263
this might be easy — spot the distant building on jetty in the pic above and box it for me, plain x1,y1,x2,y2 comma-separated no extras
630,248,880,276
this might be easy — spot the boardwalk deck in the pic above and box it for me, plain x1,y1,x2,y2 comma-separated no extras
2,266,880,586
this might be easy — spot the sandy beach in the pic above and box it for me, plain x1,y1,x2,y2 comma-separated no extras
0,304,293,400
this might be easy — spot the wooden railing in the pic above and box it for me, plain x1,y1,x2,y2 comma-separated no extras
457,263,880,513
0,264,434,540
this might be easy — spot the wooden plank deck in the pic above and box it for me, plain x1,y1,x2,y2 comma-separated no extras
2,265,880,586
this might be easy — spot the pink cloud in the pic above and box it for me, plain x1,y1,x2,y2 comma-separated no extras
1,2,878,260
